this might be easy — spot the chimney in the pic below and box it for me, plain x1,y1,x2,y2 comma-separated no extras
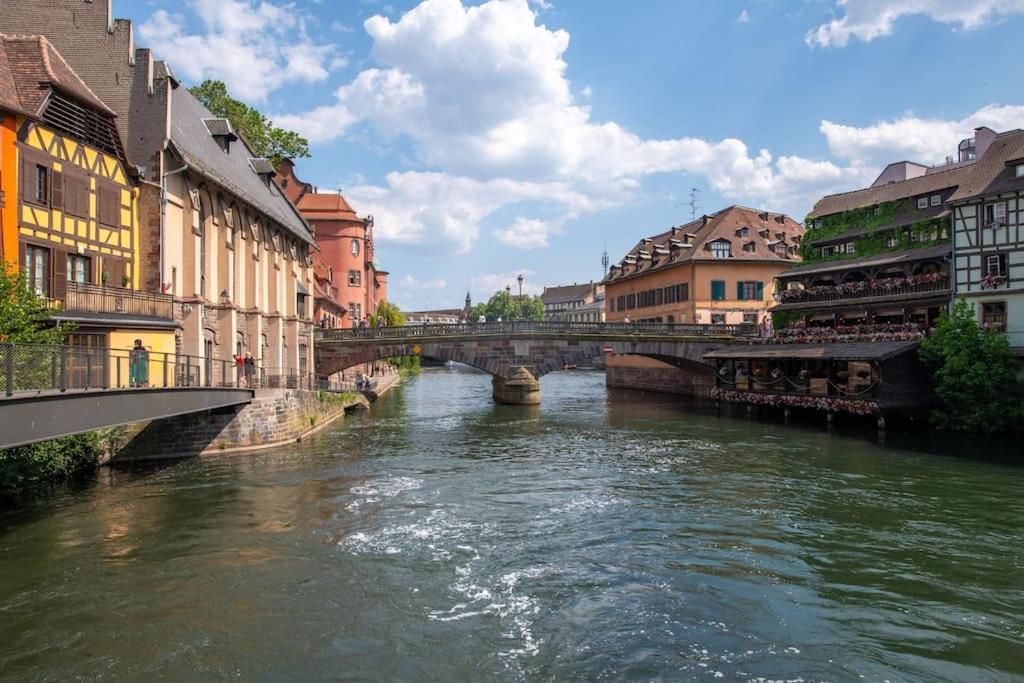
701,215,709,226
974,127,997,159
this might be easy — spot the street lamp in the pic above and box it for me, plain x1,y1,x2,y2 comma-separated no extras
517,274,524,320
504,284,511,323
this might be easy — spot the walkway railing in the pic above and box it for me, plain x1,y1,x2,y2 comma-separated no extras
317,320,757,341
776,276,949,306
1,343,314,396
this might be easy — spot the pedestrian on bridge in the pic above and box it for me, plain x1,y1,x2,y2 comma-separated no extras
129,340,149,388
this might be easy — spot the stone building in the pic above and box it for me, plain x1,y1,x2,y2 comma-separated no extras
0,34,176,370
1,1,317,385
277,160,388,328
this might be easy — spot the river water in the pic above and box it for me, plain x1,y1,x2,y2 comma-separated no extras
1,368,1023,681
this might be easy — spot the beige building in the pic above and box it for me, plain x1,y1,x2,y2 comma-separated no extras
540,282,605,322
1,1,316,385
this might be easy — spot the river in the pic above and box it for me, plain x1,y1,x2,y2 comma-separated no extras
1,368,1023,681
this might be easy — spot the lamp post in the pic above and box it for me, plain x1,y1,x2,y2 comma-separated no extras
517,274,524,320
505,284,511,321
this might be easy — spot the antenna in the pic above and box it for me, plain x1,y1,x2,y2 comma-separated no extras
688,187,701,220
601,243,609,275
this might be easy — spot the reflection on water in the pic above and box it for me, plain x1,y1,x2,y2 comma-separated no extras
1,366,1023,680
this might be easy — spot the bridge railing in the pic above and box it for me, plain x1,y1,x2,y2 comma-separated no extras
1,343,315,396
316,320,757,341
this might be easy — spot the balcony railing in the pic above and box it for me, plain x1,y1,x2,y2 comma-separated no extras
776,275,949,306
63,281,175,319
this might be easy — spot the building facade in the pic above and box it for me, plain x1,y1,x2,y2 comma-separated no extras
950,128,1024,352
277,160,388,328
540,282,604,322
0,34,176,367
2,2,316,385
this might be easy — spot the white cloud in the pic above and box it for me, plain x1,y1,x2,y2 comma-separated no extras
400,274,446,289
807,0,1024,47
138,0,337,101
495,217,557,249
738,9,750,23
469,270,543,300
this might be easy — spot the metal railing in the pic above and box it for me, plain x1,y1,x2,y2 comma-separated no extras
316,320,757,341
1,343,314,396
776,277,949,306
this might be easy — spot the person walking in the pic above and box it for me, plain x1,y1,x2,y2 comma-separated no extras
234,352,245,386
129,339,149,387
244,351,256,387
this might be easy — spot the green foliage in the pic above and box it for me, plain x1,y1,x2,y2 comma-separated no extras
189,80,310,166
371,300,405,327
318,389,357,406
918,298,1024,433
386,355,421,377
0,267,72,343
471,290,544,321
0,433,101,502
801,199,948,264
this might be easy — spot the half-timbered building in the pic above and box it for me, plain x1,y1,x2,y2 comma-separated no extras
949,127,1024,352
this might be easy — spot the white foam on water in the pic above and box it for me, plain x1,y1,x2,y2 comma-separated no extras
346,476,424,511
549,495,625,516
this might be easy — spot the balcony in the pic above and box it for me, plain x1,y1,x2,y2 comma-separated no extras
774,274,949,311
55,282,175,320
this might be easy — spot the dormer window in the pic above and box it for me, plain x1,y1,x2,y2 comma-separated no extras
204,118,238,153
743,241,756,253
775,232,784,241
710,240,732,258
735,227,748,238
249,158,277,189
917,197,928,209
930,194,941,207
775,243,789,257
757,228,769,238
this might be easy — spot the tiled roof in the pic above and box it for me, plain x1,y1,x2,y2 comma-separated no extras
807,164,972,219
297,191,359,220
0,34,114,117
605,205,805,283
541,283,596,304
778,243,949,278
169,88,313,245
949,129,1024,202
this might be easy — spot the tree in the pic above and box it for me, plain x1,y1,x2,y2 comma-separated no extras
471,290,544,321
918,298,1023,433
0,267,71,344
189,80,310,166
371,300,405,327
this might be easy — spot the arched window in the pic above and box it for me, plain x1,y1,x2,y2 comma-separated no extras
351,238,360,257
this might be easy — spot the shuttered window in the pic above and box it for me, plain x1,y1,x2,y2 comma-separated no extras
711,280,726,301
97,184,119,227
64,173,90,218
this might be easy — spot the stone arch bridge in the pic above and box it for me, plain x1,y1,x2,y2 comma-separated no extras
315,321,756,404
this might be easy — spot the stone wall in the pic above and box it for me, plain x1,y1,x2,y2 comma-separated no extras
606,357,714,397
112,389,364,460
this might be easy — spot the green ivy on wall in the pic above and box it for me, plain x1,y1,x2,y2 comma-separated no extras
801,199,950,265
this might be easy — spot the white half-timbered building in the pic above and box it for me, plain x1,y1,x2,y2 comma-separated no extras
950,128,1024,352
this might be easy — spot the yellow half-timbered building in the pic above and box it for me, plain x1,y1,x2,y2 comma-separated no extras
0,34,176,379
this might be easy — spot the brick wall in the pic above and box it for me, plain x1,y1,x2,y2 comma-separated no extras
112,389,362,460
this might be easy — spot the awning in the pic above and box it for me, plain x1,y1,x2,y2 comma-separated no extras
704,341,919,362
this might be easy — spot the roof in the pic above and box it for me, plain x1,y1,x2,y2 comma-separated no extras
704,341,919,361
541,283,596,304
169,88,314,245
248,157,275,175
605,206,805,284
0,34,115,117
808,206,950,247
949,129,1024,202
297,191,360,220
807,164,973,219
778,243,949,278
203,118,236,138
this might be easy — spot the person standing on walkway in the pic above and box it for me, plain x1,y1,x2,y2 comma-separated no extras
244,352,256,388
129,339,149,387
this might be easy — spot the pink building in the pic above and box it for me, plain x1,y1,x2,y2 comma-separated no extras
277,161,388,327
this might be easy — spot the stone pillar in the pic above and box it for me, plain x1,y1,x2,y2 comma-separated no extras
492,366,541,405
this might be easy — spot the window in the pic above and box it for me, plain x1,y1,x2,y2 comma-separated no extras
981,302,1007,328
67,254,90,283
985,254,1006,276
31,164,49,205
886,235,899,248
680,283,689,301
743,313,758,324
821,246,835,257
711,313,726,324
348,269,362,286
846,242,856,254
917,197,928,209
63,173,90,218
743,241,756,253
774,243,788,257
930,194,941,207
351,239,360,257
97,184,119,227
737,281,764,301
711,280,726,301
25,245,49,296
711,241,732,258
348,302,361,320
985,202,1007,226
736,227,748,238
1016,164,1024,178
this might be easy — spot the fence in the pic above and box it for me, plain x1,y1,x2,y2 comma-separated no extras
317,320,757,341
64,281,175,318
1,343,315,396
776,277,949,306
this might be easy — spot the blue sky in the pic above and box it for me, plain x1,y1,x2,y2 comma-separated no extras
120,0,1024,310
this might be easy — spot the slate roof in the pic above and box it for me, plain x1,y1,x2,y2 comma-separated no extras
704,341,919,361
541,283,597,304
203,117,237,139
0,34,114,117
948,129,1024,202
605,205,805,284
807,164,973,220
169,88,313,245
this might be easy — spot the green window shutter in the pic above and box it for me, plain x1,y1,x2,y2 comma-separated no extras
712,280,725,300
756,281,764,299
736,282,744,300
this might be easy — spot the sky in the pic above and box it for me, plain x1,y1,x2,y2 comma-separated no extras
118,0,1024,311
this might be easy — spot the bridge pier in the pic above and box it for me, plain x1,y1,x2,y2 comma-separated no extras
492,366,541,405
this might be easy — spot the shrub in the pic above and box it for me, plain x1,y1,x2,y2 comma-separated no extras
0,433,101,502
